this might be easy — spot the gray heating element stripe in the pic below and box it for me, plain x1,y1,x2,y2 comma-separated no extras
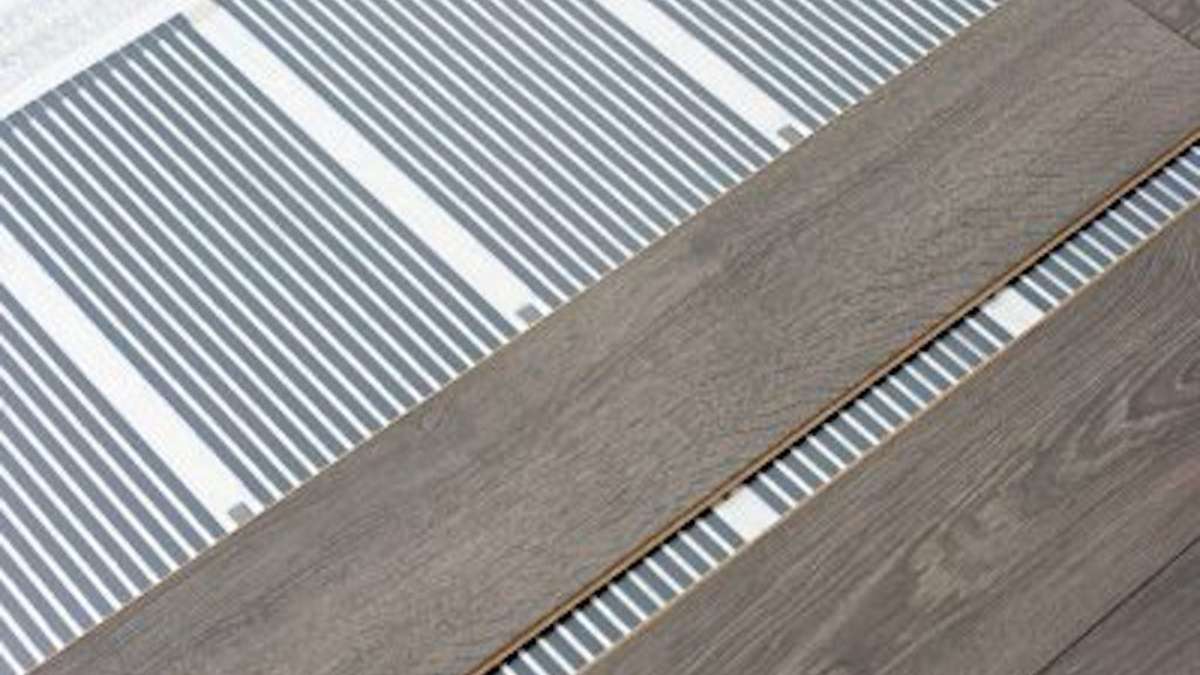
489,145,1200,675
0,284,223,673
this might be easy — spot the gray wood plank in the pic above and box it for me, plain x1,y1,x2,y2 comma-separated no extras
1040,539,1200,675
37,2,1200,674
588,209,1200,675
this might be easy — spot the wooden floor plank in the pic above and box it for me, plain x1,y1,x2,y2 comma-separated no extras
37,2,1200,674
1039,538,1200,675
588,208,1200,675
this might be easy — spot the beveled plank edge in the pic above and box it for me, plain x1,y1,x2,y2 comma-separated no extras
468,118,1200,675
1033,534,1200,675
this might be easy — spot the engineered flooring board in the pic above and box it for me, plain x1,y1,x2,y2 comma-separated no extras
36,1,1200,674
1126,0,1200,43
587,208,1200,675
1040,539,1200,675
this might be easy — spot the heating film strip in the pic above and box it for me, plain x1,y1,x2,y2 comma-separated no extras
0,284,225,675
490,144,1200,675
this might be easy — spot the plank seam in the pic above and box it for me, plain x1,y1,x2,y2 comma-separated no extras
1029,532,1200,675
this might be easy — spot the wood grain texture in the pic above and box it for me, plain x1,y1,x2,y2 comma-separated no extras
38,2,1200,674
1039,538,1200,675
588,210,1200,675
1126,0,1200,42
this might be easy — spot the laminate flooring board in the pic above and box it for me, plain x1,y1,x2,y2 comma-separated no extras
36,2,1200,674
1126,0,1200,43
1040,539,1200,675
588,208,1200,675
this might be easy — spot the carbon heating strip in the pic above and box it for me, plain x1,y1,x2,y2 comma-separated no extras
0,285,225,671
487,144,1200,675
